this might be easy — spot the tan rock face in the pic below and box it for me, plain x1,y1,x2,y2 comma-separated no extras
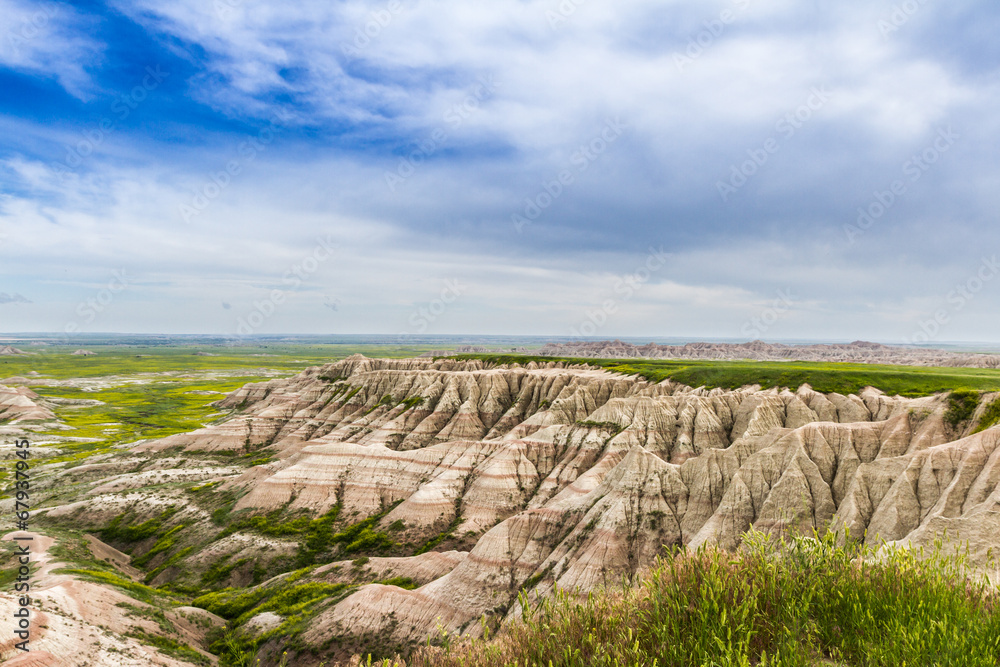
132,355,1000,651
0,532,221,666
0,384,57,422
533,339,1000,368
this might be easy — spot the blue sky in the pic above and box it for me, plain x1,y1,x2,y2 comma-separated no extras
1,0,999,342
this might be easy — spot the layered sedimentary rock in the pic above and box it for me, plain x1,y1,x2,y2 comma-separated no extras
133,356,1000,651
0,383,57,422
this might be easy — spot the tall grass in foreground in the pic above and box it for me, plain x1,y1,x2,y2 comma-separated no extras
393,531,1000,667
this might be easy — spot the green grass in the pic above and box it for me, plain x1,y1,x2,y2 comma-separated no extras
415,513,464,555
974,396,1000,433
61,568,181,605
0,343,436,380
102,507,179,545
458,354,1000,397
195,568,356,665
133,524,186,567
127,629,211,666
945,389,981,427
375,576,419,590
414,531,1000,667
220,501,399,569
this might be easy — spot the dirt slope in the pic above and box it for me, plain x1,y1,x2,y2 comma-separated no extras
0,532,221,666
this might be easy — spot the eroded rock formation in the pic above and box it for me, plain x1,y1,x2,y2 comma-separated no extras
123,355,1000,653
0,384,57,422
534,339,1000,368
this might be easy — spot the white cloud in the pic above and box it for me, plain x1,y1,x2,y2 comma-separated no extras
0,0,103,99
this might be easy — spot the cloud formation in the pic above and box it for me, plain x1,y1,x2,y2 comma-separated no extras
1,0,999,342
0,292,31,304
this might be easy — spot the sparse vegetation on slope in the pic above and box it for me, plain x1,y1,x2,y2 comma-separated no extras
974,396,1000,433
195,567,355,665
221,501,401,569
410,531,1000,667
945,389,981,427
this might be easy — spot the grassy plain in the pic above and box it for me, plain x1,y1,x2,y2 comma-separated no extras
0,344,435,496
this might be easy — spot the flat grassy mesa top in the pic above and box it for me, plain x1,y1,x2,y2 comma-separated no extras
457,354,1000,397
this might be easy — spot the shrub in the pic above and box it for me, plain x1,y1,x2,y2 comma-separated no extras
414,531,1000,667
974,396,1000,433
945,389,981,427
102,507,179,545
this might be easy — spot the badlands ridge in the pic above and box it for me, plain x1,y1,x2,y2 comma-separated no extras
13,354,1000,663
530,339,1000,367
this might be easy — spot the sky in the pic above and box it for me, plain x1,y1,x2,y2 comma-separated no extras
1,0,999,343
